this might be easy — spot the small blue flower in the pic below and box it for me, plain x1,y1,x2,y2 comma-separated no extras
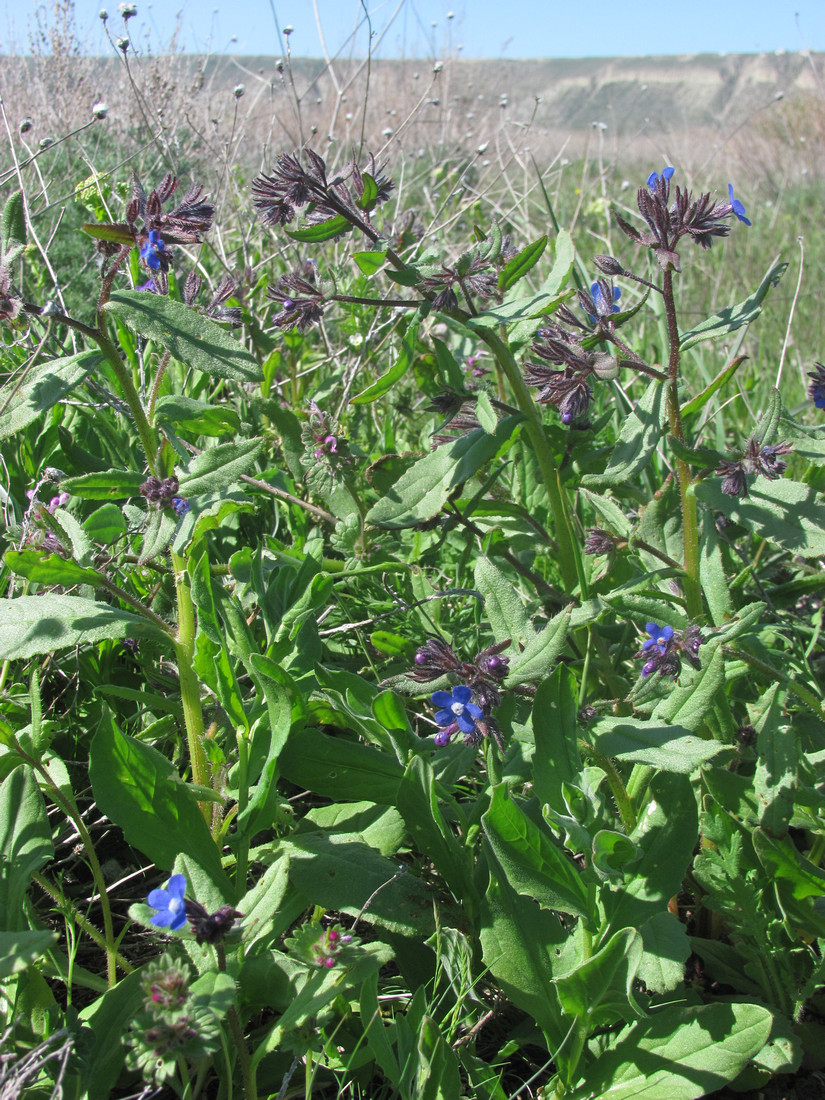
647,165,675,189
642,622,674,656
172,497,190,516
587,281,621,323
808,363,825,409
727,184,751,226
431,684,482,736
147,873,187,930
139,228,166,270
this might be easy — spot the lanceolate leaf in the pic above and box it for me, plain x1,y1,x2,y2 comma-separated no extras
1,190,26,263
4,550,104,588
0,594,169,661
581,378,667,490
679,261,787,351
695,477,825,558
498,235,547,292
61,470,146,500
285,214,352,242
0,351,102,441
482,784,591,919
366,416,521,528
567,1002,772,1099
178,439,262,495
351,305,428,404
104,291,262,383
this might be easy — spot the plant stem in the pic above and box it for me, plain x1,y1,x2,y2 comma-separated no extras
32,870,135,974
171,550,211,819
19,751,119,986
582,743,636,833
52,310,160,474
661,269,702,620
216,943,257,1100
476,328,580,594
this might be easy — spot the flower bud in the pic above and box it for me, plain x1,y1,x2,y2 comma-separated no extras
92,101,109,119
233,83,245,98
593,254,624,276
19,118,33,134
591,351,620,381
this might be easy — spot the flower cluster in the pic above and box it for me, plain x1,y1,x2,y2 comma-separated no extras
139,476,190,515
409,637,509,748
635,621,703,679
92,170,214,292
715,436,793,498
251,150,393,229
146,874,243,945
284,919,358,969
125,951,220,1083
267,268,325,332
617,166,751,272
300,401,358,491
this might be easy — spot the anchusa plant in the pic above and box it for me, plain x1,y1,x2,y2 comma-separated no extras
4,119,825,1100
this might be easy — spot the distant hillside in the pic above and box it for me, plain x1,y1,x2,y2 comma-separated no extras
2,49,821,171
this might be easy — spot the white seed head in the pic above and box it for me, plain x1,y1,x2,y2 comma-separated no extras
92,101,109,119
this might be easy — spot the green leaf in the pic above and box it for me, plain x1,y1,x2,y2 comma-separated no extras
178,439,262,495
588,716,726,772
155,395,241,437
286,214,352,242
104,291,262,383
0,350,102,441
636,911,691,994
465,289,568,330
603,773,698,936
694,477,825,558
474,557,530,645
651,642,726,732
82,502,128,546
352,250,387,275
479,871,565,1045
89,709,229,886
482,784,592,920
278,727,403,804
699,509,732,626
681,355,747,418
581,378,667,489
138,507,178,564
580,489,632,539
753,683,796,836
567,1002,772,1099
284,832,433,935
82,221,135,245
62,470,145,500
351,305,428,404
0,930,56,979
505,606,572,686
1,190,26,263
4,550,104,588
556,928,644,1031
397,756,474,903
79,969,146,1100
0,593,168,660
0,767,53,931
498,235,547,292
532,668,582,810
475,390,498,434
357,173,379,210
366,416,521,528
679,261,787,351
752,828,825,901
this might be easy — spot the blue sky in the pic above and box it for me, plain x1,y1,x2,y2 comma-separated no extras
5,0,825,57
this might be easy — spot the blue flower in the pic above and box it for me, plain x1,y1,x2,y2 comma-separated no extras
587,281,621,323
727,184,751,226
431,684,482,736
147,873,187,930
647,165,674,189
172,497,190,516
808,363,825,409
642,622,674,655
139,229,166,270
